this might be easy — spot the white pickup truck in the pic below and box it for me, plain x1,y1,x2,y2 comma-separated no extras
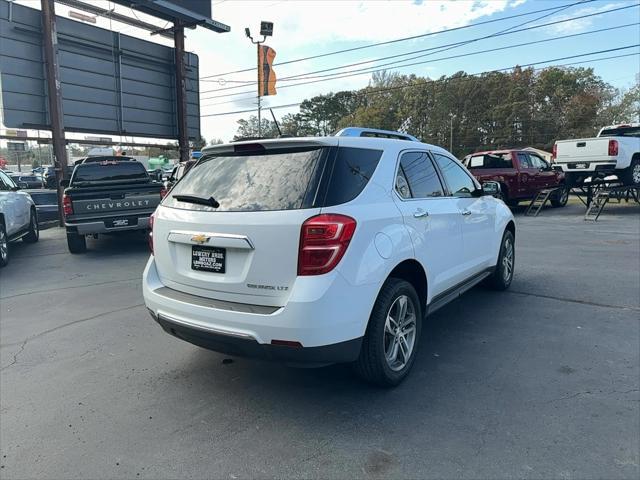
552,124,640,187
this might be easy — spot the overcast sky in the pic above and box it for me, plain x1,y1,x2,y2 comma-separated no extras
7,0,640,145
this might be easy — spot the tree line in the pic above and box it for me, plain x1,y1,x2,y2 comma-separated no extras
234,67,639,158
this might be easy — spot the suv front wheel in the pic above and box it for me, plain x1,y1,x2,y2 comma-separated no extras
486,229,515,290
354,278,422,387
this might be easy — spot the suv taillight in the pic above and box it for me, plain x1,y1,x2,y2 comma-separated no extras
148,214,155,254
62,195,73,216
298,214,356,276
552,143,557,161
608,139,618,156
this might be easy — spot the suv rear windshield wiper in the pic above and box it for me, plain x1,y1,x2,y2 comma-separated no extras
173,194,220,208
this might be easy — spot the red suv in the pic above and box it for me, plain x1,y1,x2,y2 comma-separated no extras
463,149,568,207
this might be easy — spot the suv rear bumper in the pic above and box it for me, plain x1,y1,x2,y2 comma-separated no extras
152,312,362,366
143,257,375,364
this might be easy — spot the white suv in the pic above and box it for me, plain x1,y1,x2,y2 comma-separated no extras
143,129,515,386
0,170,39,267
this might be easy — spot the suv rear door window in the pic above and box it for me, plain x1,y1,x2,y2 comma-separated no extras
322,147,383,206
396,152,444,198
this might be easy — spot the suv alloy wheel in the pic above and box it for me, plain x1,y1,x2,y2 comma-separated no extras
354,278,422,387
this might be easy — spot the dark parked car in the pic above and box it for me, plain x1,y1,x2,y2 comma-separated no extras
462,149,568,207
9,173,44,189
26,189,59,224
42,165,74,188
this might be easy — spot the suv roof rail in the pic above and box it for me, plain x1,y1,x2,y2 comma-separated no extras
334,127,419,142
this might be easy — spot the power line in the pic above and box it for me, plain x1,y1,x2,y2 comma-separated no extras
200,3,638,99
201,0,600,94
199,0,598,80
199,50,640,118
200,23,639,105
201,22,640,107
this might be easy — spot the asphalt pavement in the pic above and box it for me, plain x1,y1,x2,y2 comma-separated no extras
1,200,638,479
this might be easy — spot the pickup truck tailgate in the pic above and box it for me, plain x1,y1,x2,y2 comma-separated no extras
555,137,611,163
71,190,161,215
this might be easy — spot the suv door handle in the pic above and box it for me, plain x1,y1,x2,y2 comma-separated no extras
413,209,429,218
461,210,472,216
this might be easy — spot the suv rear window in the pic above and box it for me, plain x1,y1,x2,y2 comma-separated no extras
166,145,382,212
71,161,149,185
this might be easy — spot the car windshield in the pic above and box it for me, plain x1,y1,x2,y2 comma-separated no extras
599,126,640,137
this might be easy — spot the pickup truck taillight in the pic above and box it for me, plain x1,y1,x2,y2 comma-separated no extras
608,139,618,156
298,214,356,276
552,143,557,161
62,195,73,216
148,214,154,254
160,187,168,199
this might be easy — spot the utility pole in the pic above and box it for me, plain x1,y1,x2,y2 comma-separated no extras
257,43,262,136
449,113,456,153
174,20,189,163
41,0,68,226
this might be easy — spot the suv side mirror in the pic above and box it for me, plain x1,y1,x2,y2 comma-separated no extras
482,181,501,197
60,179,70,188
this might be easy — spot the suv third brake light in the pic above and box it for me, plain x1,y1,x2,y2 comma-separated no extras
298,214,356,276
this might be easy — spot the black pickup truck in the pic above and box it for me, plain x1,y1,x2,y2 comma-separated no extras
62,159,164,253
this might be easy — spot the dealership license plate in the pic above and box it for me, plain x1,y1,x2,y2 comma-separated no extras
105,217,135,228
191,246,226,273
111,218,130,227
569,162,589,169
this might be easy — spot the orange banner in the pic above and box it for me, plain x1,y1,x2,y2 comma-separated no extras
258,45,277,97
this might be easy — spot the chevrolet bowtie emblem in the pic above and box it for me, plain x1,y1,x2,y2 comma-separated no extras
191,234,210,244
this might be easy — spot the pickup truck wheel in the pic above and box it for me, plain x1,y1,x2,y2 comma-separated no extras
67,232,87,254
354,278,422,387
622,158,640,186
550,186,569,207
0,223,8,267
22,210,39,243
486,230,515,291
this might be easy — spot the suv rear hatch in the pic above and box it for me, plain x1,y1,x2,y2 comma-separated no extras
153,139,383,307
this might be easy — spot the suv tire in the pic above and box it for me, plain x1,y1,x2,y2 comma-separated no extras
354,278,422,387
486,230,515,291
0,223,8,268
550,186,569,207
22,210,39,243
67,231,87,254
